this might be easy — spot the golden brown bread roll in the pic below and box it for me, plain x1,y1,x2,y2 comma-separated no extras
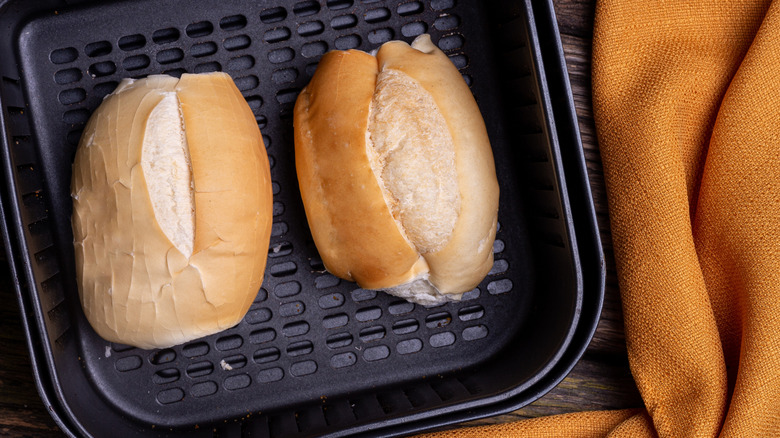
71,72,273,349
294,35,499,306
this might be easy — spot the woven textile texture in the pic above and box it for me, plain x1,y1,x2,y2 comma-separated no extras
418,0,780,436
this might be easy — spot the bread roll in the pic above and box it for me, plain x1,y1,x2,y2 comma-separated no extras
294,35,499,306
71,72,273,349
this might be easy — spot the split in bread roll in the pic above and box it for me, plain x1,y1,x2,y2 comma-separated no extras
71,72,273,349
294,34,499,306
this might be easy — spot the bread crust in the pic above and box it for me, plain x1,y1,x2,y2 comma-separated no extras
71,72,272,349
294,35,498,299
294,50,429,290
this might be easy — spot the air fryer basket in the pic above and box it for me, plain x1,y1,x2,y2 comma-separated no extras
0,0,604,436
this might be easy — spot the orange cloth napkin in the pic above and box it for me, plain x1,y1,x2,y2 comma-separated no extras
419,0,780,436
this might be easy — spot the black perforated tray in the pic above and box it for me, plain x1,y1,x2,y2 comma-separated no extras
0,0,603,436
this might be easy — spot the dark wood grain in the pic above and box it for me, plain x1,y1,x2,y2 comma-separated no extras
0,0,642,436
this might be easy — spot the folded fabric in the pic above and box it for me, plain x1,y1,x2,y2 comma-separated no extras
418,0,780,436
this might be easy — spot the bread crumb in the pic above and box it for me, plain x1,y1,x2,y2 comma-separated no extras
220,359,233,371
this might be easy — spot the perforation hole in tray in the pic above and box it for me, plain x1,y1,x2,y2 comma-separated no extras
219,14,247,31
58,88,85,105
50,47,78,64
191,41,218,58
363,345,390,362
149,349,176,365
268,47,294,64
293,0,321,16
153,368,181,385
402,21,428,37
115,355,142,372
431,0,456,11
66,130,82,147
257,114,269,129
152,28,180,45
462,325,489,341
185,21,213,38
84,40,111,57
323,313,349,329
121,54,150,71
356,306,382,322
182,342,209,358
438,33,465,52
298,20,324,37
434,14,460,31
330,352,357,368
233,74,259,91
186,360,214,378
331,14,358,30
279,301,306,317
315,274,340,289
260,6,287,23
392,318,419,335
92,81,118,99
429,332,456,348
245,306,273,325
397,338,423,355
301,41,328,58
224,373,251,390
226,54,255,72
327,0,353,10
254,347,281,364
425,312,452,329
326,332,353,351
216,334,244,351
54,68,84,85
334,34,362,50
352,289,377,302
162,67,185,76
270,261,297,277
250,328,277,345
449,53,468,69
194,61,221,74
290,360,318,377
224,34,251,51
257,367,284,383
191,381,218,398
221,354,248,369
365,7,391,23
368,28,395,44
487,279,513,295
272,67,298,84
318,293,345,310
117,34,146,51
157,388,184,404
87,61,116,78
265,27,292,44
359,325,386,342
282,321,310,337
156,48,184,64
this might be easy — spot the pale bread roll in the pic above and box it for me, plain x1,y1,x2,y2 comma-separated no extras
294,35,499,305
71,72,273,349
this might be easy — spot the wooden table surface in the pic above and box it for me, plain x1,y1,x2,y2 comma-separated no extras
0,0,644,435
